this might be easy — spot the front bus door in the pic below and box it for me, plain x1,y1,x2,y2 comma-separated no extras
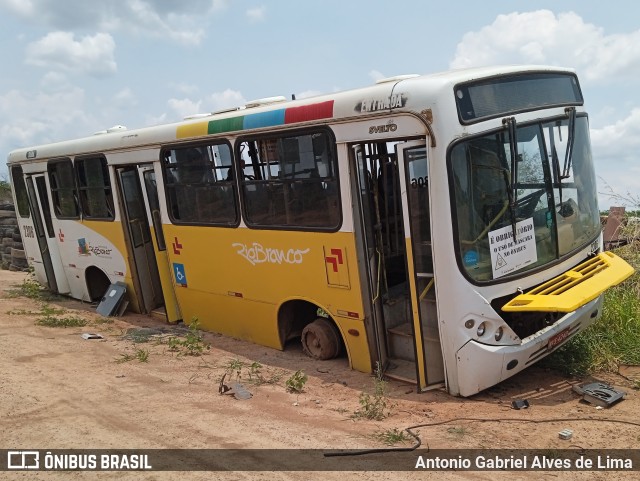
396,141,444,389
352,140,444,391
116,166,164,314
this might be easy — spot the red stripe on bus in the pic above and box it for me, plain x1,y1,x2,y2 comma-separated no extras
284,100,334,124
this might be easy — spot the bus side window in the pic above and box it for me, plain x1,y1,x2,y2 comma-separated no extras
75,156,114,221
238,130,340,230
11,165,31,218
162,142,238,226
48,158,80,219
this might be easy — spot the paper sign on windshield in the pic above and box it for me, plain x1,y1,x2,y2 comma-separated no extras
489,218,538,279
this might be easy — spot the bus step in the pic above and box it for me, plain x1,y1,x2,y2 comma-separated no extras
385,357,417,384
387,323,415,362
150,307,167,321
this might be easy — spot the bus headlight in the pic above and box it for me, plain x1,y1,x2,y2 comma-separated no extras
495,327,504,342
477,323,486,337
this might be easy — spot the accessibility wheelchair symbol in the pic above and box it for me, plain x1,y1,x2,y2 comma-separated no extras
173,263,188,286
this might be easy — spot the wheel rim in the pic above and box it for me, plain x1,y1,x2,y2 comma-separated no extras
301,318,340,360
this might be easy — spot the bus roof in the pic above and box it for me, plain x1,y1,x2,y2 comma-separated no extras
7,65,574,164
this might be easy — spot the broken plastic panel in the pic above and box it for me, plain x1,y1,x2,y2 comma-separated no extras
96,282,128,317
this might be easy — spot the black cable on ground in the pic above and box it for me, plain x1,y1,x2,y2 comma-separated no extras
324,416,640,457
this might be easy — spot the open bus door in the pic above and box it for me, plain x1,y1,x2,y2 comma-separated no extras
116,166,165,315
25,174,70,294
352,140,444,391
137,164,182,322
352,144,389,375
396,141,445,389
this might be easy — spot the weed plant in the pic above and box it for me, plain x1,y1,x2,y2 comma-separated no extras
8,274,62,302
36,315,87,328
285,370,308,393
373,428,410,446
166,318,210,356
354,363,389,421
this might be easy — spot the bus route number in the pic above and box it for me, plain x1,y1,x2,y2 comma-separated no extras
411,176,428,188
23,225,35,238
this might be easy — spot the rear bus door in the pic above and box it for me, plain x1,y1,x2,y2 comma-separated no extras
25,174,70,294
116,166,165,315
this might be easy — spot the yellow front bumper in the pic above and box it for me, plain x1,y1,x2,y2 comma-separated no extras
502,252,635,313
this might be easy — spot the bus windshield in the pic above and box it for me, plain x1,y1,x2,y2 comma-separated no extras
450,115,600,282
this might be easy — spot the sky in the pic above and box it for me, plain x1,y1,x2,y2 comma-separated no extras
0,0,639,208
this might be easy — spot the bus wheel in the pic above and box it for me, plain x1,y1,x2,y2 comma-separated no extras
301,318,341,360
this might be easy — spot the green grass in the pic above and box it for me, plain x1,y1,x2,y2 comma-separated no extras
373,428,410,446
36,315,87,328
8,275,63,302
544,245,640,376
165,318,210,356
115,348,150,364
353,363,389,421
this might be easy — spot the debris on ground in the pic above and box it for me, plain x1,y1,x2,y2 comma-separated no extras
81,333,104,340
219,373,252,400
572,382,626,407
558,429,573,440
511,399,530,410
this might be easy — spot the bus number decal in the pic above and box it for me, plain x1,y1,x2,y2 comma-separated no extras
411,177,428,188
22,225,35,238
233,242,310,266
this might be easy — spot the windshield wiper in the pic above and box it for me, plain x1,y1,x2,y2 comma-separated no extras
561,107,577,179
503,116,519,241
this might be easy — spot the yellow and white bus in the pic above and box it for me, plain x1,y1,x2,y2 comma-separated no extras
8,65,634,396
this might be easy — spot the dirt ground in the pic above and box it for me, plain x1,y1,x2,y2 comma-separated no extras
1,269,639,481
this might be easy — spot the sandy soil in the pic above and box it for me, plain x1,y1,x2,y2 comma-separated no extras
1,269,638,481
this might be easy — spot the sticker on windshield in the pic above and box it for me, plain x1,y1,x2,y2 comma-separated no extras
488,218,537,279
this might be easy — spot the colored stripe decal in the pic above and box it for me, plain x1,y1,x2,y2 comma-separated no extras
177,122,208,138
208,116,244,135
176,100,335,139
285,100,334,124
243,109,286,129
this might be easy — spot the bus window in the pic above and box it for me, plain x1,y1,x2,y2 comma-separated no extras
75,156,114,220
48,159,80,219
238,130,340,229
10,165,30,218
162,142,238,225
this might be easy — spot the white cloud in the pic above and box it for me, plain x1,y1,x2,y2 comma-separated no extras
171,82,199,95
591,108,640,155
26,31,117,77
39,71,69,91
126,0,205,45
0,0,220,45
210,0,230,12
0,87,89,151
369,70,385,82
0,0,34,16
246,6,266,23
591,108,640,207
145,112,169,127
144,89,245,127
168,98,202,119
450,10,640,83
113,88,138,109
208,89,245,111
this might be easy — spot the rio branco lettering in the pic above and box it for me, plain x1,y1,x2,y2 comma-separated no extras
233,242,310,266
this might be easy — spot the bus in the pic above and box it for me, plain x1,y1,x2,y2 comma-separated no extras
7,65,634,397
